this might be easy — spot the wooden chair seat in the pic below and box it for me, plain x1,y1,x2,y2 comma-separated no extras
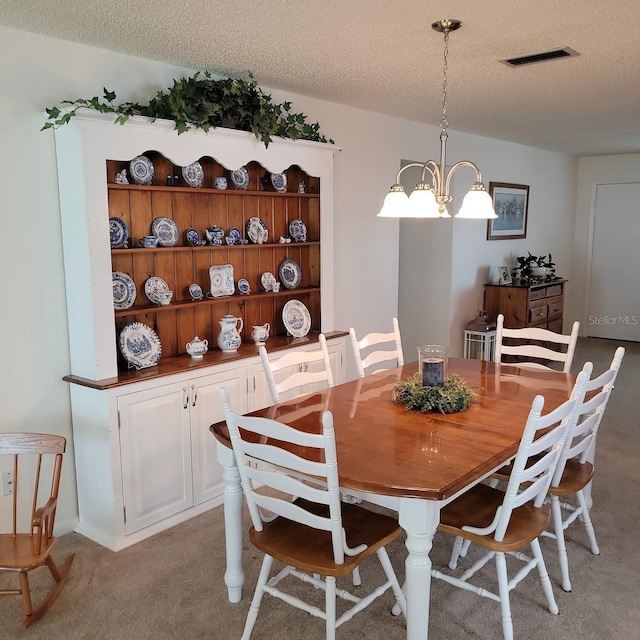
439,483,551,553
250,498,401,577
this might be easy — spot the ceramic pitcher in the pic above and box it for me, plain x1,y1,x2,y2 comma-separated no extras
217,312,243,353
251,323,270,345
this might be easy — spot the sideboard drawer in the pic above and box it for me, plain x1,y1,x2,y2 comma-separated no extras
547,298,564,318
529,306,548,323
545,284,563,298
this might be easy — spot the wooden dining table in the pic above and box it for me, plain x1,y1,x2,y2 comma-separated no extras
210,357,576,640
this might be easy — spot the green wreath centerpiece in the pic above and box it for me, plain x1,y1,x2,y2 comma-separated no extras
392,373,475,414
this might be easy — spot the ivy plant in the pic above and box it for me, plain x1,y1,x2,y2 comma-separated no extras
42,72,333,148
392,373,475,415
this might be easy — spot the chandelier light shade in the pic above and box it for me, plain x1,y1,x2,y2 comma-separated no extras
378,19,497,220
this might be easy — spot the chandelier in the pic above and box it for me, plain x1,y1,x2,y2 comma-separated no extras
378,19,497,219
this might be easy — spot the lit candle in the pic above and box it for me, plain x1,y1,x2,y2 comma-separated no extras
422,357,444,387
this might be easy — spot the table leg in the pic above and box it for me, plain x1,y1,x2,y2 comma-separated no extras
398,497,440,640
216,441,244,603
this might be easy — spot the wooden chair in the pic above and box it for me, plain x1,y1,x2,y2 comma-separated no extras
0,433,74,628
432,367,590,640
219,388,407,640
349,317,404,378
490,348,624,592
495,313,580,373
259,334,334,404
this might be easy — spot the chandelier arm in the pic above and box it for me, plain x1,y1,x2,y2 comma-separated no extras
421,160,440,187
443,160,483,196
393,162,430,185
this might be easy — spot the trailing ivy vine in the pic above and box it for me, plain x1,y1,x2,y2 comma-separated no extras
42,71,333,147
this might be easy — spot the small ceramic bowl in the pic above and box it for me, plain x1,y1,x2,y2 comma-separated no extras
155,291,173,306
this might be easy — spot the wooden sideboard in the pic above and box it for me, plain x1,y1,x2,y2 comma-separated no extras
484,279,567,332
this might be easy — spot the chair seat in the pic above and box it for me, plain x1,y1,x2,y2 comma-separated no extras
492,458,594,497
249,498,402,577
0,535,56,571
439,483,551,552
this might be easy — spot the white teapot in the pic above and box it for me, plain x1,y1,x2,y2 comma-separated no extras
186,335,208,359
251,323,270,345
217,312,243,353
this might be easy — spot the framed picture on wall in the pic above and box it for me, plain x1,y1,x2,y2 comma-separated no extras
487,182,529,240
498,265,512,285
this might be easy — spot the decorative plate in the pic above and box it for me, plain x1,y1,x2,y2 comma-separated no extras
230,166,250,190
237,278,251,294
119,321,162,370
151,217,179,247
185,228,203,246
209,264,235,298
271,172,287,192
278,258,302,290
144,276,170,304
129,155,154,185
188,283,203,300
282,300,312,338
112,272,136,310
110,217,129,248
182,162,204,188
289,219,307,242
229,227,242,242
261,271,277,291
246,217,268,244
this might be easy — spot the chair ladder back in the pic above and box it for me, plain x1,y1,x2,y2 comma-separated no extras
259,334,334,404
495,366,590,539
220,388,346,565
495,314,580,373
349,317,404,378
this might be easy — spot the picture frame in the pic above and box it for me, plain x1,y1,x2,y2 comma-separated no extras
498,265,512,285
487,182,529,241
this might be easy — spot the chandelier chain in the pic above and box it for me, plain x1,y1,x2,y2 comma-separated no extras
440,29,450,135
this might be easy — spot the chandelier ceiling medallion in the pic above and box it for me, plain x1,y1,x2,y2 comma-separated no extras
378,19,497,220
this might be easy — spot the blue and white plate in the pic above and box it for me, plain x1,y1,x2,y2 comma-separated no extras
289,219,307,242
119,321,162,370
209,264,235,298
188,283,203,300
185,228,203,246
271,172,287,192
182,162,204,188
229,227,242,242
282,300,311,338
112,271,136,310
151,217,179,247
238,278,251,295
230,166,250,190
246,217,268,244
110,217,129,248
278,258,302,289
144,276,170,304
129,155,154,185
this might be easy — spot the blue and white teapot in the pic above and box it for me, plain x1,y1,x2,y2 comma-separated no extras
217,312,243,353
186,335,208,359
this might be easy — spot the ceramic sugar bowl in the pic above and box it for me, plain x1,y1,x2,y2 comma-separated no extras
251,323,270,345
217,312,243,353
186,335,208,359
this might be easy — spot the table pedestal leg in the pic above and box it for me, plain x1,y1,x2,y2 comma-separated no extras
399,498,440,640
216,442,244,603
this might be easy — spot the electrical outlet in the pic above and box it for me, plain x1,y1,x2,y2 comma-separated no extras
1,470,14,496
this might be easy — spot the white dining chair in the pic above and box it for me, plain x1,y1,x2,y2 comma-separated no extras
494,313,580,373
259,334,334,404
219,388,407,640
349,317,404,378
433,366,591,640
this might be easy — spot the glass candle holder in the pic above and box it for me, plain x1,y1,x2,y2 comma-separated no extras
417,345,449,387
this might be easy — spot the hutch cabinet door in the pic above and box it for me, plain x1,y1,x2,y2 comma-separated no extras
189,366,248,506
118,383,193,535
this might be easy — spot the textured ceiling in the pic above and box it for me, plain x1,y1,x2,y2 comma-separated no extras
3,0,640,157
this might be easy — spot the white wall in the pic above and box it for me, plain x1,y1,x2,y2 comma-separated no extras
0,24,578,534
569,154,640,333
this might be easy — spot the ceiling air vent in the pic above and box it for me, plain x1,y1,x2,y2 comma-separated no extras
502,47,579,67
